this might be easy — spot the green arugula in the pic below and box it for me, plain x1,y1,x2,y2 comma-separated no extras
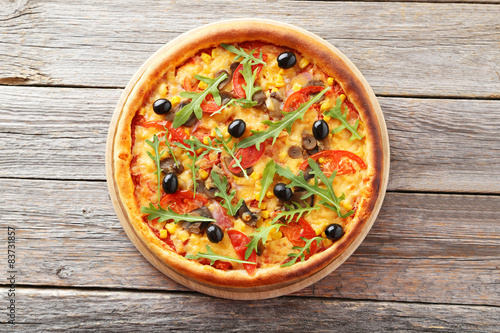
173,137,210,197
186,245,257,266
163,127,179,168
210,98,255,116
281,237,324,267
145,134,165,203
221,43,266,65
324,96,364,141
239,57,262,104
244,223,285,260
275,159,353,218
213,128,249,179
140,203,215,224
258,159,276,208
173,73,228,128
237,87,330,150
272,202,320,224
211,169,243,216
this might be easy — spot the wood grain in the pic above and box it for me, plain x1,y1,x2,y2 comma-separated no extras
1,86,499,193
1,178,498,305
0,0,499,97
7,288,499,332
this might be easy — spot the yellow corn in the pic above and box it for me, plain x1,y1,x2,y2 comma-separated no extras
323,115,331,122
166,223,177,234
340,94,346,102
255,193,260,201
292,83,302,92
171,96,181,106
321,231,327,238
210,128,216,137
323,238,333,247
251,172,260,180
196,148,204,155
261,210,270,219
202,137,210,145
314,228,322,236
199,169,209,180
264,219,273,225
260,202,267,210
159,229,168,239
271,87,279,93
184,129,190,136
320,102,330,111
198,81,208,90
318,157,326,164
275,74,285,88
179,231,190,242
327,77,334,86
299,57,310,69
240,224,246,232
266,191,274,199
272,231,283,240
201,52,211,64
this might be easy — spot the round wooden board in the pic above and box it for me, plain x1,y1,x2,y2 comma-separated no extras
106,19,390,300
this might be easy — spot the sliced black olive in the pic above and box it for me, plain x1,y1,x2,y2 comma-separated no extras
274,183,293,201
214,70,231,90
302,134,317,150
228,119,246,138
277,52,297,69
162,173,178,194
313,120,329,140
220,91,232,105
236,201,252,220
153,99,172,115
252,90,266,107
288,146,302,159
160,157,184,175
325,224,344,241
307,146,319,156
206,224,224,243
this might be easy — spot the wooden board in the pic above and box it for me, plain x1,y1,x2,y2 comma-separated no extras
105,19,390,299
0,1,499,98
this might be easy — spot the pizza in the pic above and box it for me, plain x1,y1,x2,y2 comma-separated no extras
109,20,387,291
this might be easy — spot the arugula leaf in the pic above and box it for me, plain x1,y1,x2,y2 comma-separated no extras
210,98,256,116
173,73,228,128
213,128,249,179
221,43,266,65
186,245,257,266
173,137,210,196
272,202,320,224
237,87,330,150
211,169,243,216
245,223,285,260
275,159,353,218
163,127,179,168
258,160,276,208
281,237,324,267
145,134,165,203
240,57,262,104
141,203,215,224
324,96,364,141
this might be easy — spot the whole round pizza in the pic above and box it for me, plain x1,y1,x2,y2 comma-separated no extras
107,19,389,297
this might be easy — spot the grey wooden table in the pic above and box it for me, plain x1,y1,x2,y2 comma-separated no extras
1,0,499,331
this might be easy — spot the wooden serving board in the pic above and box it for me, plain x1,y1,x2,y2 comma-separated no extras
105,19,390,300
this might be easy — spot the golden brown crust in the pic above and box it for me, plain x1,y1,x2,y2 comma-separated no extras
111,19,387,289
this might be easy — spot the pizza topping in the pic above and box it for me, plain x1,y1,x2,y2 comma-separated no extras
236,201,259,227
273,183,293,201
324,96,364,141
211,169,243,216
301,133,317,150
162,173,178,194
257,159,276,208
299,150,367,177
287,146,302,159
140,203,215,224
313,119,329,140
186,245,255,267
277,51,297,69
214,69,231,89
272,202,319,224
145,134,166,203
160,156,183,175
227,143,266,176
153,98,172,115
227,229,257,275
245,223,285,260
227,119,246,138
206,224,224,243
325,223,344,241
283,86,325,113
281,237,324,268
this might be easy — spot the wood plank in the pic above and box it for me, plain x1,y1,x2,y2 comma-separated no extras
7,288,500,332
0,1,499,97
1,86,499,193
1,178,498,305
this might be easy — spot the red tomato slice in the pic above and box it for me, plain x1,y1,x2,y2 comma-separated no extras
227,142,266,174
232,54,267,99
141,120,188,143
160,190,208,214
227,229,257,275
283,86,325,112
280,218,318,259
299,150,367,176
200,94,221,114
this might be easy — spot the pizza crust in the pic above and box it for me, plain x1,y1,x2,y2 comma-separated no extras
110,19,387,291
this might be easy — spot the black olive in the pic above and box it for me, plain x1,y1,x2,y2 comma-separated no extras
313,120,329,140
273,183,293,201
206,224,224,243
228,119,246,138
325,224,344,241
153,99,172,115
162,173,178,194
277,52,297,69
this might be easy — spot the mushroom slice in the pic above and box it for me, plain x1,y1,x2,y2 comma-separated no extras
236,201,259,227
288,146,302,159
302,133,317,150
214,69,231,90
160,157,184,175
179,207,214,234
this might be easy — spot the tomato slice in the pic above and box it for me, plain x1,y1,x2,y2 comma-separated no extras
227,229,257,275
200,94,221,114
280,218,318,259
283,86,325,112
141,120,188,143
227,142,266,174
232,54,267,99
299,150,367,176
159,190,208,214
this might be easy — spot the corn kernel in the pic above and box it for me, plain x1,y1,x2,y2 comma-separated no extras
166,223,177,233
196,148,204,155
211,48,217,58
272,231,283,240
179,231,189,242
260,202,267,210
255,193,260,201
323,238,333,247
327,77,334,86
341,201,352,211
314,228,322,236
251,172,259,180
275,75,285,88
323,115,331,122
340,94,346,102
184,129,190,136
264,219,273,225
299,57,310,69
278,69,284,75
266,191,274,199
318,157,326,164
198,81,208,90
201,52,211,64
199,169,209,180
171,96,181,105
271,87,279,93
159,229,168,239
240,224,246,232
261,210,270,219
202,137,210,145
321,232,327,238
320,102,330,111
279,149,287,161
210,128,216,137
292,83,302,92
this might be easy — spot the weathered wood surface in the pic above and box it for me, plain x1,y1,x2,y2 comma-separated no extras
1,178,498,305
1,86,499,193
0,1,499,98
4,288,498,332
